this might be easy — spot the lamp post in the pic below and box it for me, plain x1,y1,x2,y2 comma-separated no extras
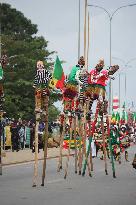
112,56,136,111
87,3,136,114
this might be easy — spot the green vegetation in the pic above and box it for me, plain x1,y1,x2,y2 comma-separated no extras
0,3,60,121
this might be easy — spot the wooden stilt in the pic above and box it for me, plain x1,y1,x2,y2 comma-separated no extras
101,115,108,175
57,114,65,172
82,100,92,177
64,116,72,179
87,98,93,172
78,109,83,175
106,115,116,178
32,113,40,187
73,110,78,174
41,95,49,186
89,120,93,172
82,101,100,176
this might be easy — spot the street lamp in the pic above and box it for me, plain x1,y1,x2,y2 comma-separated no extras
87,3,136,114
112,56,136,110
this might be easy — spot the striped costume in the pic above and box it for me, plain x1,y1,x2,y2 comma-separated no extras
34,69,51,87
34,62,52,113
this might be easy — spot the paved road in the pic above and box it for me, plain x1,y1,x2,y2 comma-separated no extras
0,146,136,205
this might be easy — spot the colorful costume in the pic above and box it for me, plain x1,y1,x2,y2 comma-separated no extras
33,61,51,113
63,56,85,112
87,59,119,114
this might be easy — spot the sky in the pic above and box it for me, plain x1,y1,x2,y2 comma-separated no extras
1,0,136,110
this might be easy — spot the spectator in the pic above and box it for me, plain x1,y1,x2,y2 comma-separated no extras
10,121,20,152
19,125,25,150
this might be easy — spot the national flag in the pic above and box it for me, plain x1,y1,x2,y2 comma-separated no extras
50,56,65,90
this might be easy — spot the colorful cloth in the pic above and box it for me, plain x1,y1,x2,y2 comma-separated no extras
49,56,65,90
88,68,108,86
68,65,81,84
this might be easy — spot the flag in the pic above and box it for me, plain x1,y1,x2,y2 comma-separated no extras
111,112,116,124
50,56,65,90
122,102,125,109
115,112,120,123
120,110,128,124
133,112,136,122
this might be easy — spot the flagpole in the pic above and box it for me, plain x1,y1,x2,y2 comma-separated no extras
78,0,81,60
87,12,90,70
84,0,87,66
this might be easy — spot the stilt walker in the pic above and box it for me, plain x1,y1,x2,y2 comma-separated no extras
63,56,86,174
33,60,51,187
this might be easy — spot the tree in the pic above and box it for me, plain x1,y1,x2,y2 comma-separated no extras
0,3,60,120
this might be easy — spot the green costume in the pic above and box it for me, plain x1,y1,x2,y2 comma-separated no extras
68,65,80,84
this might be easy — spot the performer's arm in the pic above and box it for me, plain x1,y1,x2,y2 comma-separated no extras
75,70,83,84
33,71,38,88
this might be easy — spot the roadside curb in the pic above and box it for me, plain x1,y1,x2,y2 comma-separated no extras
2,153,74,167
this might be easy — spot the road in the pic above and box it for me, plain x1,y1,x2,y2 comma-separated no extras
0,146,136,205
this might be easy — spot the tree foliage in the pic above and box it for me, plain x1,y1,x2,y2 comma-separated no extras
0,3,60,121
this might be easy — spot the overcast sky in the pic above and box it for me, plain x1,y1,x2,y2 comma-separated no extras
1,0,136,109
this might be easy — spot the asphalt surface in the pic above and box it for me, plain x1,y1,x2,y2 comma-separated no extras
0,146,136,205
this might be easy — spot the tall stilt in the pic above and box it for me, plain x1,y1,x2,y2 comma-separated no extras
106,115,116,178
101,115,108,175
64,115,72,179
73,110,78,174
82,101,100,176
32,112,40,187
57,114,65,172
41,95,49,186
78,112,82,175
